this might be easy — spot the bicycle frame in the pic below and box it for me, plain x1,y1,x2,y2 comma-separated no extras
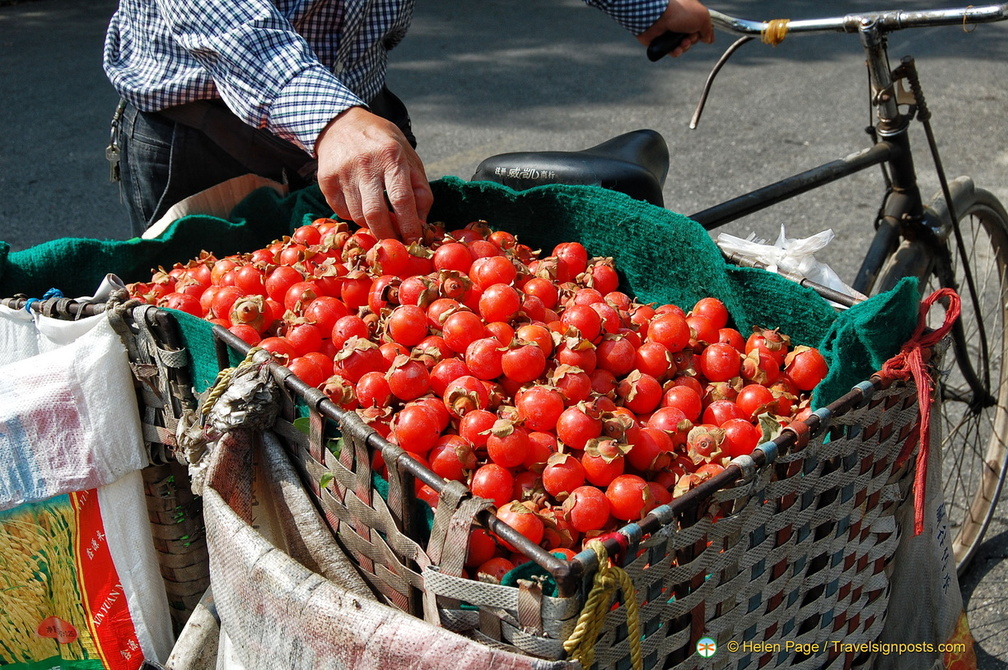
684,4,1008,295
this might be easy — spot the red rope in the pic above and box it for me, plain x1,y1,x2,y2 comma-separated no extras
879,288,961,535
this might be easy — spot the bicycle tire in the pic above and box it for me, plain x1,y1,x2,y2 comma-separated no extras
875,179,1008,576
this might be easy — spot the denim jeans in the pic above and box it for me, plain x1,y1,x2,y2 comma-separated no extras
115,88,415,237
117,103,263,237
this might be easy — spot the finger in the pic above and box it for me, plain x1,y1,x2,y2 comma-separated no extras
674,33,702,56
385,175,424,243
387,155,432,242
360,187,397,240
414,182,434,223
410,167,434,223
323,181,352,222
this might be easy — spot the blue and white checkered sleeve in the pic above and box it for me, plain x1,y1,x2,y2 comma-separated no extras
268,66,367,155
581,0,669,34
156,0,364,154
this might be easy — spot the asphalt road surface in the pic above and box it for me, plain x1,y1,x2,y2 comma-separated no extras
1,0,1006,665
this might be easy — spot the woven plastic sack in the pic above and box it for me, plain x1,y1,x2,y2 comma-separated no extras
0,306,173,668
189,362,574,670
876,402,977,670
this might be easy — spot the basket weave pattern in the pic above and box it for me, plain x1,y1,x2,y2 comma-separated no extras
589,380,919,669
265,357,920,669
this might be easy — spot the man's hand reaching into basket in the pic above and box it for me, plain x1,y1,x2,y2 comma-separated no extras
315,106,434,243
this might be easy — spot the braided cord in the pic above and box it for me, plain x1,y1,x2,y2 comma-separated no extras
564,540,643,670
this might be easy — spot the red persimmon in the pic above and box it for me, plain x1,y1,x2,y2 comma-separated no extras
785,346,829,391
562,485,612,533
479,283,522,324
428,434,478,482
387,304,429,347
555,405,603,450
722,418,762,458
465,337,505,381
542,453,585,500
486,423,530,469
385,356,431,401
470,464,514,508
391,402,442,454
691,297,730,330
647,312,691,352
501,341,547,383
356,370,392,408
606,474,653,521
699,342,742,382
441,310,486,354
735,383,778,421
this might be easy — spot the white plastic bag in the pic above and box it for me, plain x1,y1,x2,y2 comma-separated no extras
717,225,860,300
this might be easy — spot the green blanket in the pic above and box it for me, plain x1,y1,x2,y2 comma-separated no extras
0,177,919,407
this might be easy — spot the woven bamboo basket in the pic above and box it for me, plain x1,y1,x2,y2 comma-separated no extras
208,322,925,670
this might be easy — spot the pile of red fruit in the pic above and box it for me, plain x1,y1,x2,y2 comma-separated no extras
127,217,829,582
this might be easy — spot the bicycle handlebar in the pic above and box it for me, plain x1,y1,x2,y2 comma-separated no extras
709,3,1007,37
648,3,1007,59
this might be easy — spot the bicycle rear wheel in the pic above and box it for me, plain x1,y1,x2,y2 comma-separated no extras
907,183,1008,575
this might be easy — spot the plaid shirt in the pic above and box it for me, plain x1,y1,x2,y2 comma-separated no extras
104,0,666,155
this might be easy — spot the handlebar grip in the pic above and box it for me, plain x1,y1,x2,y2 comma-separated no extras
647,31,690,61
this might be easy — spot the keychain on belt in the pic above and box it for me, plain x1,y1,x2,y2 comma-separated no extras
106,99,127,185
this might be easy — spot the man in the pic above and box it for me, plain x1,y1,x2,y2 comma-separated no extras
104,0,713,241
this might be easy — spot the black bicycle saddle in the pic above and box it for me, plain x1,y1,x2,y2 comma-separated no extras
470,129,670,207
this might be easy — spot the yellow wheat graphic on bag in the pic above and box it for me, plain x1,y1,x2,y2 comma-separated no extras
0,495,99,664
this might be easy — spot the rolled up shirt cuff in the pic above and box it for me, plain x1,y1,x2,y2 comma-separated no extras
267,64,367,155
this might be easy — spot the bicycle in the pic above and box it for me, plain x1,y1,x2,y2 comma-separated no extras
472,2,1008,576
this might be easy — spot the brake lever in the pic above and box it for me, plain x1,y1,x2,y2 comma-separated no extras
647,31,691,61
688,35,754,128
